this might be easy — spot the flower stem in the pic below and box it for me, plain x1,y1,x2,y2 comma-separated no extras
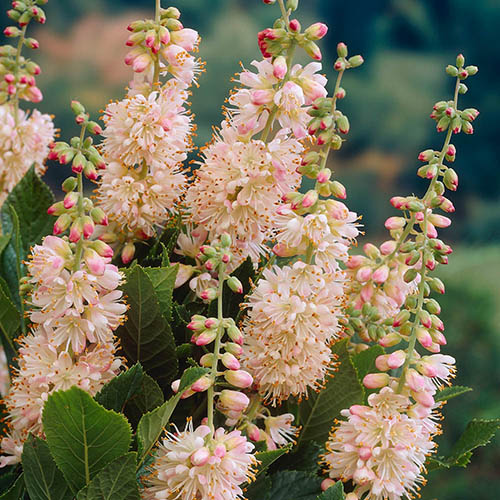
152,0,161,86
207,265,226,432
73,124,87,271
11,24,28,126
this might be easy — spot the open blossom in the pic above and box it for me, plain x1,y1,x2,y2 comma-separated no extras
241,262,344,404
185,123,302,264
229,59,327,138
323,387,437,500
142,421,256,500
0,235,126,466
0,105,55,204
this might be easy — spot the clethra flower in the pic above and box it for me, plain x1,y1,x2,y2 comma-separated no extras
264,413,299,449
241,262,344,404
142,421,257,500
323,387,437,500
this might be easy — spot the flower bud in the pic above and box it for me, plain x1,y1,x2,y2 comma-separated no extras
348,55,364,67
379,240,396,255
387,350,406,369
69,218,83,243
304,23,328,40
416,327,433,348
272,55,287,79
82,216,95,239
191,375,213,392
456,53,465,67
221,352,240,370
301,190,318,208
303,40,322,61
466,65,478,76
446,65,458,77
190,447,210,467
379,332,401,348
329,180,346,199
321,479,336,491
385,217,405,230
372,265,389,284
219,390,250,412
363,373,389,389
225,342,243,357
288,19,301,33
227,276,243,294
224,370,253,388
247,423,261,442
393,309,411,327
121,242,136,264
71,152,85,173
187,315,206,332
194,329,217,346
200,288,218,301
53,214,71,235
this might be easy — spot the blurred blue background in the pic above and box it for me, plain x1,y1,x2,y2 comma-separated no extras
2,1,498,497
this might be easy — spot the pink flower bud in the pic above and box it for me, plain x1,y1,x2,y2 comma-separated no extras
301,190,318,208
190,447,210,467
225,342,243,356
219,390,250,412
358,447,372,461
416,327,433,348
53,214,71,235
379,332,401,348
25,86,42,102
390,196,407,209
375,355,390,371
385,216,405,230
317,169,331,183
221,352,240,370
412,390,435,407
304,22,328,40
380,240,397,255
346,255,365,269
406,368,426,392
187,315,206,331
372,265,389,284
362,373,389,389
224,370,253,388
251,89,274,105
289,19,301,32
425,222,438,238
321,479,336,491
429,214,451,228
200,288,218,301
195,329,217,346
191,375,213,392
82,216,95,239
227,325,243,345
387,350,406,369
69,219,83,243
247,423,261,442
356,266,372,283
91,240,113,259
121,242,136,264
84,248,105,275
273,55,287,79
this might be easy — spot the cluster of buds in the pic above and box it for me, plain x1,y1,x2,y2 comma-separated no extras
259,0,328,62
305,43,363,150
1,0,47,104
125,6,199,81
46,102,111,268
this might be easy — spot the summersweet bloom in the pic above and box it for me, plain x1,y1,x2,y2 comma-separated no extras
0,235,125,465
142,421,256,500
230,59,327,138
241,262,344,404
264,413,298,449
185,123,302,264
0,105,55,205
323,387,436,500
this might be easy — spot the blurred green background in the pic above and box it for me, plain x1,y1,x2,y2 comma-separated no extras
2,1,499,498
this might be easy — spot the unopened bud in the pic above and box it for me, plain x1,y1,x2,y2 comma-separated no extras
219,390,249,412
363,373,389,389
121,242,136,264
303,40,322,61
348,55,364,67
337,42,348,58
224,370,253,388
227,276,243,294
304,22,328,40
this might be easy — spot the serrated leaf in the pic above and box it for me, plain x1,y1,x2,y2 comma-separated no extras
143,265,178,323
272,441,323,474
0,473,24,499
316,481,345,500
0,233,10,258
95,364,144,413
298,339,364,445
124,373,164,428
22,435,73,500
76,452,140,500
254,445,291,477
434,385,472,402
352,345,384,382
265,471,322,500
245,474,272,500
136,366,208,466
117,265,178,387
0,283,20,353
42,387,132,492
427,418,500,471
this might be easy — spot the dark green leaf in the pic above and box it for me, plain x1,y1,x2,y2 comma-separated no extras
136,366,208,465
143,265,178,323
298,339,364,445
95,364,144,413
0,234,10,259
0,473,25,499
352,345,384,382
117,266,178,387
434,385,472,402
272,441,323,474
0,283,20,353
76,452,140,500
265,471,322,500
22,434,73,500
42,386,132,492
245,474,272,500
124,373,164,428
254,445,292,477
316,481,345,500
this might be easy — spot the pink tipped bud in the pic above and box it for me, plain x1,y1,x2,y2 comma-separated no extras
225,342,243,357
356,266,372,283
227,276,243,294
379,332,401,348
317,168,331,183
429,214,452,228
227,325,243,345
191,375,213,392
385,216,406,230
363,373,389,389
63,191,78,209
133,53,152,73
47,201,65,216
301,190,318,208
390,196,407,209
375,355,390,372
90,207,108,226
92,240,114,259
321,479,336,491
413,389,435,407
219,390,250,412
358,447,372,461
305,22,328,40
221,352,240,370
372,265,389,284
84,248,105,275
25,86,42,102
346,255,365,269
224,370,253,388
69,219,83,243
289,19,301,32
7,84,16,95
4,74,15,84
187,315,206,332
304,40,322,60
387,350,406,369
273,55,287,79
82,216,95,239
53,214,71,235
204,318,217,329
190,447,210,467
416,327,433,348
380,240,397,255
221,252,231,264
247,423,261,442
199,353,214,367
121,241,136,264
418,149,434,162
200,288,218,301
406,368,426,392
195,329,217,346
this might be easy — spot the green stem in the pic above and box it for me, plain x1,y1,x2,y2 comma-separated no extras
73,124,87,271
12,24,28,125
207,265,226,432
277,0,290,24
152,0,161,86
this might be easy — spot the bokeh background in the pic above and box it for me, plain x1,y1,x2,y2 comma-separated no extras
2,1,499,498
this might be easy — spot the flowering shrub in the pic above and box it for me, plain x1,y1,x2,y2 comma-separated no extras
0,0,498,498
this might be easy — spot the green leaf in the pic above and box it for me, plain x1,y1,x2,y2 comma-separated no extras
76,452,140,500
117,265,178,387
22,434,73,500
124,373,164,428
428,418,500,471
42,386,132,492
352,345,384,382
265,471,322,500
0,473,25,499
136,366,208,466
0,282,20,353
0,166,55,258
95,364,144,413
298,339,364,445
316,481,345,500
272,441,323,474
143,265,178,323
0,233,10,259
434,385,472,402
245,474,272,500
254,445,292,477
